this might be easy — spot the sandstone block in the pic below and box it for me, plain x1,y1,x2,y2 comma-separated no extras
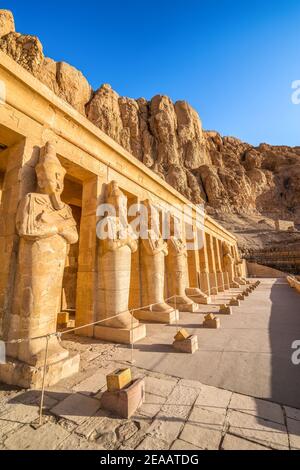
101,377,145,419
173,335,198,354
57,311,69,327
229,298,240,307
106,368,132,392
174,328,190,342
219,304,232,315
94,323,146,345
203,315,220,329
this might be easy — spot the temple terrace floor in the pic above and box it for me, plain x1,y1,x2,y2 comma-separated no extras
0,278,299,450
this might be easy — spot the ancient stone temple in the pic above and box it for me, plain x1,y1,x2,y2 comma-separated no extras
0,50,246,388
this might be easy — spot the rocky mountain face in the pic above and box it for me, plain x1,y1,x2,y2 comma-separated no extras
1,9,300,252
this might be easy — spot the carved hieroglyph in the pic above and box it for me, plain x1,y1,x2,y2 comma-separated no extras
166,214,197,312
94,181,146,343
222,241,239,288
0,142,80,387
135,200,178,324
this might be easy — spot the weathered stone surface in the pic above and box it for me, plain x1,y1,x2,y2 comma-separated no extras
4,422,69,450
227,410,289,450
284,406,300,421
138,393,166,418
72,370,107,395
144,375,177,397
51,393,101,425
286,418,300,450
136,435,169,450
229,393,285,424
195,384,232,409
171,439,202,450
180,406,226,450
221,433,271,450
0,10,15,37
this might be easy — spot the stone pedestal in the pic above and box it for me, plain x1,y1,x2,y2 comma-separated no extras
101,378,145,419
219,305,232,315
133,308,179,324
94,324,146,345
203,314,220,329
229,298,240,307
185,287,211,305
173,335,198,354
168,300,199,313
0,352,80,389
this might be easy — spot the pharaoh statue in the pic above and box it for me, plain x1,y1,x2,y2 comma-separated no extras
233,246,248,285
222,241,239,288
166,214,198,312
5,142,80,386
95,181,146,344
136,199,178,323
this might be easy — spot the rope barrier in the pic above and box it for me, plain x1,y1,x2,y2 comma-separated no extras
0,280,252,425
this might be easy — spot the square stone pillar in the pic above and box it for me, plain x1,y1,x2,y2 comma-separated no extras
0,139,38,345
186,225,201,289
213,237,225,292
205,233,218,295
198,231,211,296
76,175,104,337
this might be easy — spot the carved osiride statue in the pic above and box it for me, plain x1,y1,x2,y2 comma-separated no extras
222,241,239,289
94,181,146,344
5,142,80,384
134,199,178,324
166,214,198,312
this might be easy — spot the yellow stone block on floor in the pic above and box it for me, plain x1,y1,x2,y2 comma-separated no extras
205,313,216,321
203,316,220,329
106,368,132,392
174,329,190,342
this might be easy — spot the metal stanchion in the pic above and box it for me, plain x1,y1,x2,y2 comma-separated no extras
130,310,135,365
39,335,50,426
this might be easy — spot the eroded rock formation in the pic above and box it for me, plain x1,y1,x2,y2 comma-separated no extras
1,9,300,252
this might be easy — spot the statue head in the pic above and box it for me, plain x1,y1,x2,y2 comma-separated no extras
106,180,128,222
169,212,182,238
222,241,231,256
36,142,66,205
142,199,161,237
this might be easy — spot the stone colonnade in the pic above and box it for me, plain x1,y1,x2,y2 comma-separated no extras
0,50,244,388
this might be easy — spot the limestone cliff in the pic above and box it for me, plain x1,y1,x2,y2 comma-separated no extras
1,9,300,252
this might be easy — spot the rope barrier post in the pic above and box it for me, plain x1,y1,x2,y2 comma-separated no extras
130,310,135,365
39,335,50,426
174,294,178,329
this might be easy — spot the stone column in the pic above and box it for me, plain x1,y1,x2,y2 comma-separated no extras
185,225,211,304
75,175,103,337
199,231,211,296
206,233,218,295
0,139,38,345
213,237,225,292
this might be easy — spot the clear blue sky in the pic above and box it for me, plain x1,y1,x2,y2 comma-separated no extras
3,0,300,146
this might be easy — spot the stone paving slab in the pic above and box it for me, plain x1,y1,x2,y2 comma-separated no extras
0,308,299,451
51,393,101,425
221,433,272,450
4,422,70,450
229,393,285,424
227,409,289,450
